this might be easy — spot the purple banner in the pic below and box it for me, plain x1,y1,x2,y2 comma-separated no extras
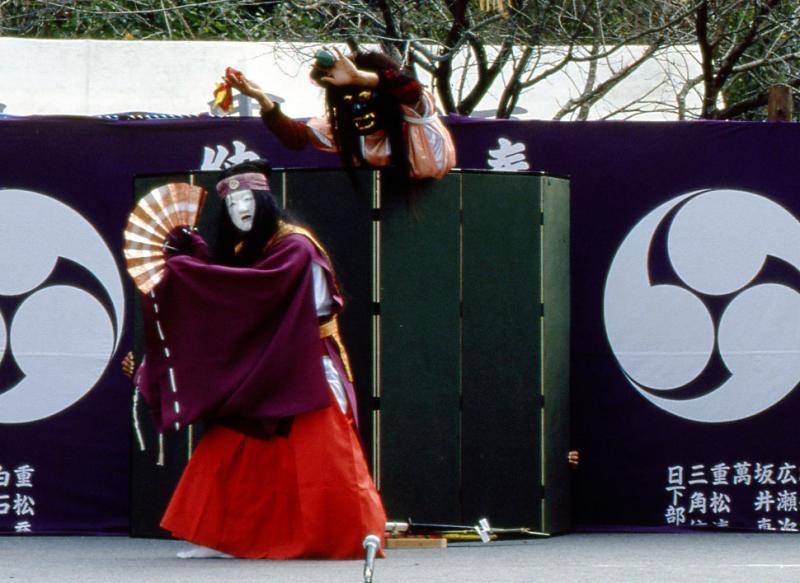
459,120,800,533
2,114,800,533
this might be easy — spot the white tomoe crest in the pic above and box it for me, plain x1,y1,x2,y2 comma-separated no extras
604,189,800,423
0,189,124,423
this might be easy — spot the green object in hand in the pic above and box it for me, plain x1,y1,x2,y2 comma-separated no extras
315,49,335,69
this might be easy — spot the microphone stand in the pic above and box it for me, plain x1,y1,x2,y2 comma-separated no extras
363,534,381,583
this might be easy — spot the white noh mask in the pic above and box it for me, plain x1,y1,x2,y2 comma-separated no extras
226,190,256,232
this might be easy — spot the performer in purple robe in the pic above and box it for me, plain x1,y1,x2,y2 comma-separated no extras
136,159,386,559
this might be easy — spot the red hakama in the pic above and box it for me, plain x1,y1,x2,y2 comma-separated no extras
161,392,386,559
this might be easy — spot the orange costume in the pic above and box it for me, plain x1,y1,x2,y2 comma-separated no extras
261,65,455,180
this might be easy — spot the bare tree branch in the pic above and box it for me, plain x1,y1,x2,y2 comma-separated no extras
3,0,800,120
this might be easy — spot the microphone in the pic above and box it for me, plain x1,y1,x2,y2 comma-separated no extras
362,534,381,583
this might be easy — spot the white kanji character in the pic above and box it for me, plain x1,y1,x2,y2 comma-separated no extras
667,465,684,486
666,486,686,506
709,492,732,514
665,505,686,526
688,464,708,485
487,138,530,171
14,521,32,533
732,461,752,485
689,491,707,514
754,463,777,485
201,144,230,170
226,141,260,167
14,465,34,488
776,490,798,513
0,466,9,487
777,463,798,485
710,463,730,486
208,93,259,117
754,490,775,512
13,494,34,516
201,141,259,171
0,494,9,515
778,517,798,532
757,517,776,531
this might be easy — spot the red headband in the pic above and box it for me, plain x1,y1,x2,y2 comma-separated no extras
216,172,270,199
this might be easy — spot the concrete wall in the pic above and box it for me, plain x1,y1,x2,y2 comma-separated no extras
0,37,702,120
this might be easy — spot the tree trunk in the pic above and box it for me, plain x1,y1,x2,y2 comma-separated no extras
768,85,793,122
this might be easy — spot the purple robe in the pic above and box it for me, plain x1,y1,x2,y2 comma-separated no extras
136,232,332,438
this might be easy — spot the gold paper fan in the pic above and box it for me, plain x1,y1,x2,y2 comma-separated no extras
124,182,207,294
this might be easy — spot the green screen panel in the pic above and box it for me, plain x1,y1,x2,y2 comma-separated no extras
379,174,462,523
191,170,228,250
461,171,543,529
541,176,571,534
130,173,206,537
282,169,376,452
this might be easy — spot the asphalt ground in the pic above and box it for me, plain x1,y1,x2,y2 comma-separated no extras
2,532,800,582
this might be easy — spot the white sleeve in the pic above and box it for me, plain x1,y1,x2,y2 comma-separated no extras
312,262,335,317
312,262,348,414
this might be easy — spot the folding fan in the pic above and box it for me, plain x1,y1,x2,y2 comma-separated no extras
124,182,208,294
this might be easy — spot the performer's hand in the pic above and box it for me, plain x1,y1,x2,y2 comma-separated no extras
121,351,136,379
318,48,379,88
224,69,275,112
164,226,195,258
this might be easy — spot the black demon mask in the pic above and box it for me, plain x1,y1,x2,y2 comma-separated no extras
341,89,383,135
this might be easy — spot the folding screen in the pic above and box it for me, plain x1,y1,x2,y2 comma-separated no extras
130,169,570,536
